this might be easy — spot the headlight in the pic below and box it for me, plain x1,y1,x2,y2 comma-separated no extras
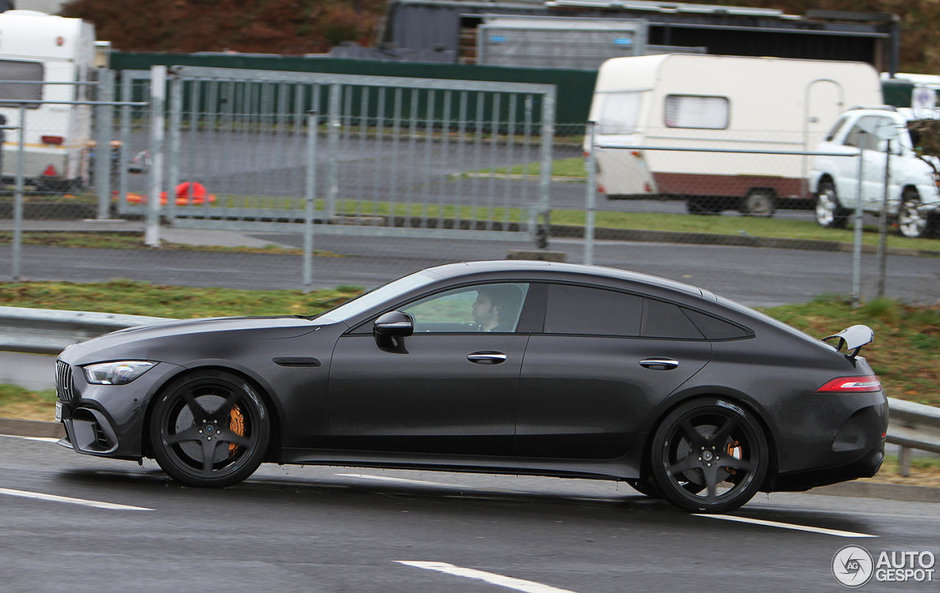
83,361,155,385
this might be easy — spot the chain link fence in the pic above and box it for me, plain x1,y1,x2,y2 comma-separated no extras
1,69,938,308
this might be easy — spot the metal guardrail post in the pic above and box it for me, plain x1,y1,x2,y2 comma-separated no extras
146,65,166,247
584,121,596,265
95,68,114,220
12,105,25,281
303,111,318,291
118,71,132,215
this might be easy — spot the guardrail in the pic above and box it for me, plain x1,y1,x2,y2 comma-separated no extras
0,305,937,473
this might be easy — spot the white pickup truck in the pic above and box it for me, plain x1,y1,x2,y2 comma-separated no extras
810,106,939,238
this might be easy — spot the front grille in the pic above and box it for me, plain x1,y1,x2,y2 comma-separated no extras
55,360,74,402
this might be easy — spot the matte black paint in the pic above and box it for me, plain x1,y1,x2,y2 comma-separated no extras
55,261,888,493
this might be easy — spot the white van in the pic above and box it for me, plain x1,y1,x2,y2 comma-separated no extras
0,10,96,190
586,54,883,216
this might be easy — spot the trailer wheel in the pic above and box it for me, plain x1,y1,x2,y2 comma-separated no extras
740,190,776,217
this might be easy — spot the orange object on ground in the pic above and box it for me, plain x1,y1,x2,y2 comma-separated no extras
119,182,217,206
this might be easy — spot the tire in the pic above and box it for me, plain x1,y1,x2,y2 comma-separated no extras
740,189,776,217
149,370,271,488
649,398,769,513
815,181,848,229
897,189,932,238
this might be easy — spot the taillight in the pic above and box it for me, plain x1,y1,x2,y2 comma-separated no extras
41,135,64,145
816,376,882,393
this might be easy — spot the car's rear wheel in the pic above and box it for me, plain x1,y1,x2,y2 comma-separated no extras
815,181,848,229
150,370,270,488
898,188,932,238
650,398,768,513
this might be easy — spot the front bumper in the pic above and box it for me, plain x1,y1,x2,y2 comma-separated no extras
55,358,184,460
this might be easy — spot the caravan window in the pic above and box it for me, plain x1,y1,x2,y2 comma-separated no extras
0,60,43,108
664,95,729,129
597,91,642,135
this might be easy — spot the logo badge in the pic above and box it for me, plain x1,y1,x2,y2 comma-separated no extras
833,545,874,587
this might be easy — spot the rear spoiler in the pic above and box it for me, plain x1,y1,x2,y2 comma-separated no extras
822,324,874,360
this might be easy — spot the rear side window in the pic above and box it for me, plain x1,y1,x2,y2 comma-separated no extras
0,60,43,108
664,95,729,129
642,299,704,339
683,309,751,340
545,284,642,336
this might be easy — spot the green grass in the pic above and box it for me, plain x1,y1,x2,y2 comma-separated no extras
0,384,57,421
468,156,587,179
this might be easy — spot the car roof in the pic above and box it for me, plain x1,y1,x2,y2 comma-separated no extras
421,260,708,299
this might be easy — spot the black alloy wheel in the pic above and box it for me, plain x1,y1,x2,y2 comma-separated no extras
650,398,768,513
150,370,270,488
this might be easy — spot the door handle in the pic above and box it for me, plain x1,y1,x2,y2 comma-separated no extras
467,351,507,365
639,357,679,370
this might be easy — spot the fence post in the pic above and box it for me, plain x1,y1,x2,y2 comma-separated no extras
876,139,891,298
95,68,114,220
12,104,25,281
537,88,555,249
166,71,183,224
146,65,166,247
584,121,597,265
117,71,131,215
326,83,341,220
303,111,318,291
851,131,865,307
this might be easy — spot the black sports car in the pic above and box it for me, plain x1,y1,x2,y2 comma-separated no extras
54,261,887,513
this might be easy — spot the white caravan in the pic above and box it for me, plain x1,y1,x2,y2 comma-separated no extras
0,10,96,189
586,54,883,215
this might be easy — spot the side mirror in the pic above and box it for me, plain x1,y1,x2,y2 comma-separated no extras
373,311,414,338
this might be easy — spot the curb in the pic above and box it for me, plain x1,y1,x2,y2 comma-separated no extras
2,418,937,503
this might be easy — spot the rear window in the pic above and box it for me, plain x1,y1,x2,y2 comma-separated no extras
545,284,642,336
0,60,43,108
683,308,752,340
664,95,729,129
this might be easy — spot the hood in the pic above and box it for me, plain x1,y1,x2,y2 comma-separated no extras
60,316,324,365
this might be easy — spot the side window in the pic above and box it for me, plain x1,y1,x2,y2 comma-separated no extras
843,116,889,151
642,299,704,339
664,95,729,129
545,284,642,336
683,308,751,340
0,60,44,109
403,283,529,333
597,91,643,135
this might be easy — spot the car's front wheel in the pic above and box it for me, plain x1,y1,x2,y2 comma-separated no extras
898,189,933,238
650,398,769,513
149,370,270,488
815,181,849,229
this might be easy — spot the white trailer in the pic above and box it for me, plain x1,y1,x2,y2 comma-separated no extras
586,54,883,215
0,10,96,189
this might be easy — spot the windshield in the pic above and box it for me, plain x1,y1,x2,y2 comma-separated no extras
312,271,437,325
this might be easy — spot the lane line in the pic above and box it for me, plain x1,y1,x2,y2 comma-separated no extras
0,487,154,511
696,513,877,538
0,434,60,443
335,473,459,488
397,561,578,593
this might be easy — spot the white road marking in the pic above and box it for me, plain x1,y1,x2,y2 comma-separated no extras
0,434,60,443
0,487,154,511
397,561,578,593
335,473,458,487
696,513,877,538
